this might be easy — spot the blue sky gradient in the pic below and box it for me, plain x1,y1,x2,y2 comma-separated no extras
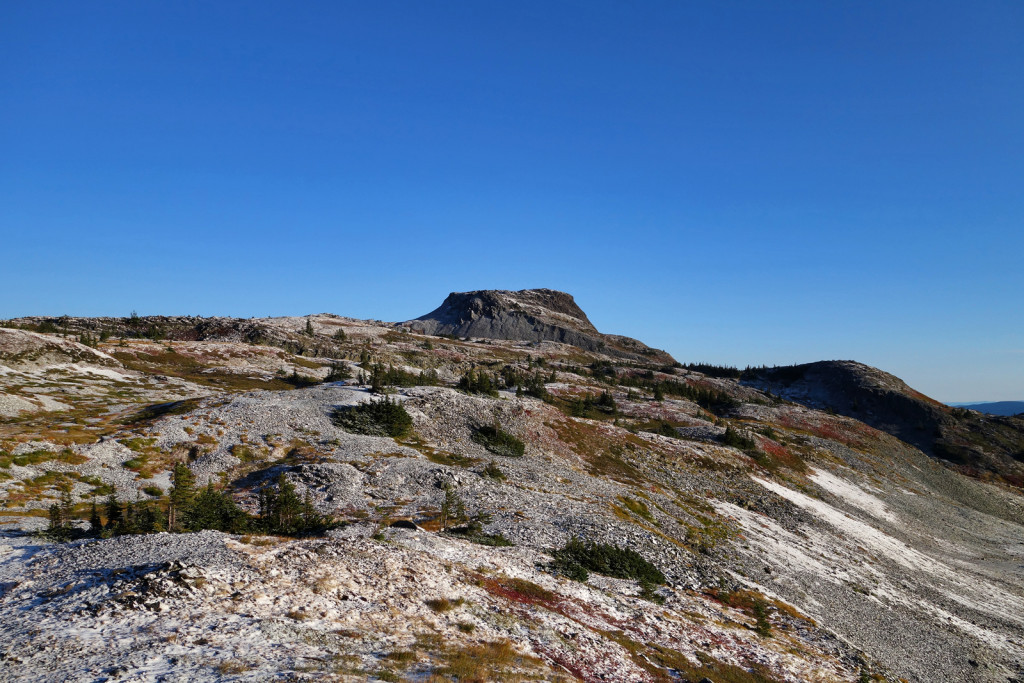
1,1,1021,401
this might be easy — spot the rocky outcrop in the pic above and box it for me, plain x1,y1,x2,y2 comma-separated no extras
408,288,674,362
0,327,121,372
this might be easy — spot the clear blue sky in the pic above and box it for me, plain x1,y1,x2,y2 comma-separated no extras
2,1,1022,402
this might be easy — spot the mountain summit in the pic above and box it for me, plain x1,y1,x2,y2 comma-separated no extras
408,288,672,361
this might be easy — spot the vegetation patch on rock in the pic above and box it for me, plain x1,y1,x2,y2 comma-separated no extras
332,396,413,438
551,537,665,586
471,424,525,457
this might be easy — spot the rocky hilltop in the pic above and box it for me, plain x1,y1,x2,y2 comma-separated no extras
744,360,1024,486
1,294,1023,683
409,288,674,362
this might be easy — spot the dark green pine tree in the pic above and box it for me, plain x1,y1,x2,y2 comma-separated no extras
89,498,102,534
168,462,195,532
261,474,305,535
105,494,124,532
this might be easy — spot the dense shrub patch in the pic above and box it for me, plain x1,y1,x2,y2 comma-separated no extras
722,426,757,451
332,396,413,438
551,537,665,585
472,425,525,457
46,465,332,540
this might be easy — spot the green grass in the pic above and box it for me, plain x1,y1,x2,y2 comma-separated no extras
0,448,87,468
119,437,157,452
602,630,784,683
425,597,465,612
618,496,655,522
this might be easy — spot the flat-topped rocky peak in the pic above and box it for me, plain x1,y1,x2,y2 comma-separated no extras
416,288,597,333
408,288,671,361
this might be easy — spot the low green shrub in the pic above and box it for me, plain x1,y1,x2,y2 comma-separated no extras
551,537,665,585
446,522,513,547
472,425,525,458
722,425,757,451
332,396,413,438
481,462,506,480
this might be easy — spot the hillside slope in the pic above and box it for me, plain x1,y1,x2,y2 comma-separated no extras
743,360,1024,486
1,299,1022,683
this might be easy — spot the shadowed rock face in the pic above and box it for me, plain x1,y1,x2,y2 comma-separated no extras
744,360,1024,483
408,288,672,361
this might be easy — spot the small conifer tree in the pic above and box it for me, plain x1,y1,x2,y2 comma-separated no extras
169,462,195,532
105,494,124,531
89,498,102,533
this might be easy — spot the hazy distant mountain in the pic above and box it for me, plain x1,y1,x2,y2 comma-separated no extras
952,401,1024,417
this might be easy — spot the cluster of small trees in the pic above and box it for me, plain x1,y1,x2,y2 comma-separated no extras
680,362,742,379
568,391,617,418
47,464,328,540
77,331,109,347
721,425,757,452
324,362,352,382
616,373,737,412
458,369,500,397
362,363,439,392
456,365,561,402
471,424,526,458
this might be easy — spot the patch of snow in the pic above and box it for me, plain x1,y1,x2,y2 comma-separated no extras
64,364,134,382
32,394,71,412
809,468,898,523
752,475,1024,645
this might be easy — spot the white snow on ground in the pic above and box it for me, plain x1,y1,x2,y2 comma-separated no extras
714,500,849,584
755,475,944,575
809,468,898,523
32,394,71,411
750,475,1024,651
63,364,134,382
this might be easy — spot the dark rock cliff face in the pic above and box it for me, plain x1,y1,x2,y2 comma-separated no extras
408,289,673,362
744,360,1024,484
